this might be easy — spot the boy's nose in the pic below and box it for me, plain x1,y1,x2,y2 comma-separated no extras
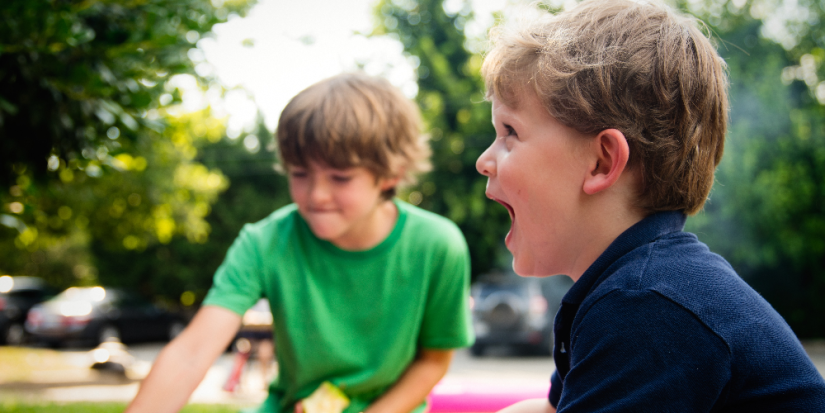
476,145,496,177
308,179,332,203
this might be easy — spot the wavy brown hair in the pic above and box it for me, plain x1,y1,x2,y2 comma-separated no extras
482,0,729,215
276,72,430,199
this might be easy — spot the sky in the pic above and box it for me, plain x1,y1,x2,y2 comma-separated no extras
173,0,542,144
199,0,404,135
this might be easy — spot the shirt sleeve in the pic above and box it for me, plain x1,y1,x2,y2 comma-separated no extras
202,224,265,316
557,290,731,412
417,226,475,349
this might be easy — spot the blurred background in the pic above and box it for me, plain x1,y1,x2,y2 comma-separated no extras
1,0,824,401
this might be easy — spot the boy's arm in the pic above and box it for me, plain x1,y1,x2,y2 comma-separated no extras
498,399,557,413
125,305,242,413
363,348,454,413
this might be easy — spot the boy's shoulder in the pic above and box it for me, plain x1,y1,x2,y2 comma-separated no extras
235,203,300,243
583,216,787,345
603,226,734,291
591,225,749,311
573,212,729,295
399,200,458,227
562,214,825,409
397,200,466,245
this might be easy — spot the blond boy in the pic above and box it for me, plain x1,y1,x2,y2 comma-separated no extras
126,73,473,413
475,1,825,411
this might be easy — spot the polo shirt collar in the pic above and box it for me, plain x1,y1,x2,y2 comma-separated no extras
562,210,687,305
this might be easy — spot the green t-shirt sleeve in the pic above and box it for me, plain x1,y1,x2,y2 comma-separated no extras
418,225,475,349
202,224,265,316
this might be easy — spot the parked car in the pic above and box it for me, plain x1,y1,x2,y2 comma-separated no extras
26,286,186,347
0,275,56,345
470,271,573,356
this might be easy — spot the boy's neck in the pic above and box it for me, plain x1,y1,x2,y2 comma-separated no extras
330,199,399,251
567,173,647,282
567,206,646,282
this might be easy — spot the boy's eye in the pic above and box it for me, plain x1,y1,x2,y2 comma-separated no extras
504,124,517,137
331,175,353,183
289,170,308,179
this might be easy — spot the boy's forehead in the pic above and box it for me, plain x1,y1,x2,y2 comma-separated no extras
288,161,384,177
491,95,518,119
289,160,345,171
492,93,548,122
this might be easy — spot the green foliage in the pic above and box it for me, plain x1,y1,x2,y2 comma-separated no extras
682,0,825,102
93,119,291,304
0,0,250,187
0,0,254,291
375,0,510,278
680,1,825,337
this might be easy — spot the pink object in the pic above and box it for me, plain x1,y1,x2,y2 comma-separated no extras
222,349,250,392
427,377,550,412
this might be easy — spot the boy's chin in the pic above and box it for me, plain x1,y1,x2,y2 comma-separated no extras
306,224,342,241
511,260,538,277
511,257,555,277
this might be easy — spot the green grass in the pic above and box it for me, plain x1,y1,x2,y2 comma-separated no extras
0,401,246,413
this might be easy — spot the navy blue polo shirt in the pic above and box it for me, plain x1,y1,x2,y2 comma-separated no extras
549,211,825,412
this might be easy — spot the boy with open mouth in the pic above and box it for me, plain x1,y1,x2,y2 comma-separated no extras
476,0,825,412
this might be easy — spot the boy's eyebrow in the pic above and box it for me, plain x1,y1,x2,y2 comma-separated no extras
328,168,355,174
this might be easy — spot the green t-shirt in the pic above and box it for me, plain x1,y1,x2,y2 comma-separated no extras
202,200,474,413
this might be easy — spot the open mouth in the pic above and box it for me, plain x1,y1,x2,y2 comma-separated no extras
487,194,516,249
490,196,515,222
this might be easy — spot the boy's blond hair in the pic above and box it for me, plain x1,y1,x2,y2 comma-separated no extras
276,72,431,199
482,0,728,215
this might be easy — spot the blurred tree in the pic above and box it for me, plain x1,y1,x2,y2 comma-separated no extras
680,0,825,337
682,0,825,103
0,0,251,186
0,107,230,290
0,0,254,291
374,0,511,278
93,115,291,306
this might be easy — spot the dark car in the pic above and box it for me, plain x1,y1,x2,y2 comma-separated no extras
0,276,56,345
470,271,573,356
25,286,186,347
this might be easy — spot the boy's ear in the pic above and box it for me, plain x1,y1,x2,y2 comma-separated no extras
378,166,404,191
582,129,630,195
379,175,401,191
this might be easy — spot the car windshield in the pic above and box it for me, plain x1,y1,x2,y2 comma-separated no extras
47,287,115,317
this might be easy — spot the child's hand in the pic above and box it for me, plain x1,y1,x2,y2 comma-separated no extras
294,400,303,413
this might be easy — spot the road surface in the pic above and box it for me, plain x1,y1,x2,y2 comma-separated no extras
3,341,825,406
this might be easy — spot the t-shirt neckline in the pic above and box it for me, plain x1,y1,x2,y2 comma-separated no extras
295,198,408,258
